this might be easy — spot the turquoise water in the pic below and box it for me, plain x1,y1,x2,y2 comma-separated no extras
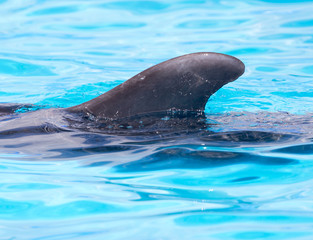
1,0,313,239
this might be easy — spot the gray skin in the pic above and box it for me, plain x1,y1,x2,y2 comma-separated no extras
67,52,245,119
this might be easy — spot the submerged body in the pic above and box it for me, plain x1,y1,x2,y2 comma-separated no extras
0,107,311,159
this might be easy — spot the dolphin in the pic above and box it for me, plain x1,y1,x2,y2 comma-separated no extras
2,52,309,159
0,52,245,134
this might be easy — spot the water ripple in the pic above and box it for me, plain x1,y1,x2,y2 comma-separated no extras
0,0,313,239
0,59,55,76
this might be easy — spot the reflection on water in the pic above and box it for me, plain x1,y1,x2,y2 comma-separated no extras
1,0,313,239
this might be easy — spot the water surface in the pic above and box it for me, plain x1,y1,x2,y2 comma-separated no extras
1,0,313,239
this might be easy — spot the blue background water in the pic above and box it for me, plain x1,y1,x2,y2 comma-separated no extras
1,0,313,239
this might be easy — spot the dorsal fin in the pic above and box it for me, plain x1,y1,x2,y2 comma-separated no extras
67,52,245,119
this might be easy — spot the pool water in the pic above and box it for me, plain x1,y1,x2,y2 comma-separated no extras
1,0,313,239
